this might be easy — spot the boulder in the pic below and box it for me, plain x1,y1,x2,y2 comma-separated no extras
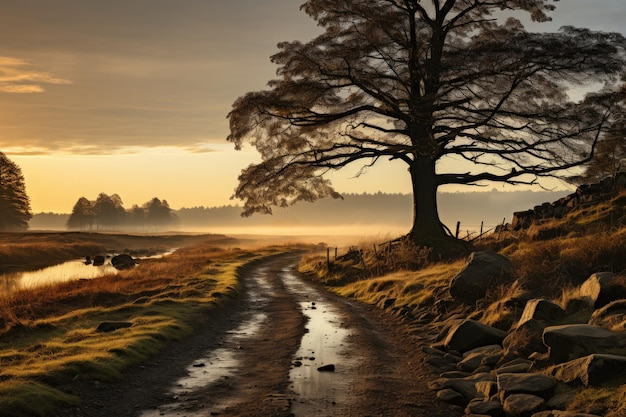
502,393,545,417
548,353,626,387
444,319,507,352
92,255,105,266
465,400,504,417
543,324,626,363
449,251,513,304
503,319,547,357
579,272,626,308
588,299,626,331
111,254,136,270
512,210,535,230
435,372,494,403
518,299,566,326
457,345,502,372
436,389,465,406
544,387,578,411
497,373,557,401
495,359,534,375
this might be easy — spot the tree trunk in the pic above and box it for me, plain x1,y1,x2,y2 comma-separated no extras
407,157,468,254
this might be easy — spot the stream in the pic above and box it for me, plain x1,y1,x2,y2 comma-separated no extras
0,250,174,293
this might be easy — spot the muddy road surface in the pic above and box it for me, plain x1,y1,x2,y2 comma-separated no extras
65,254,458,417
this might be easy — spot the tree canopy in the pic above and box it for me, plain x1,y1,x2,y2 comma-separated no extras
0,152,32,231
227,0,626,248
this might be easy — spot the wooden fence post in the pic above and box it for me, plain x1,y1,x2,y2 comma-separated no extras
497,217,506,241
327,247,330,269
455,221,461,239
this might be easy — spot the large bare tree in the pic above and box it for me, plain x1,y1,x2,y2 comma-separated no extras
227,0,626,247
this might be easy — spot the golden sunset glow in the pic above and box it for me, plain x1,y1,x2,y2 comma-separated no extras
1,0,624,216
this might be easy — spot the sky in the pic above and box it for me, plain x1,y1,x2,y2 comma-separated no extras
1,1,625,213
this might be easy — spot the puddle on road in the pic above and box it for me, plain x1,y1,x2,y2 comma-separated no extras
174,312,267,391
139,268,273,417
138,263,359,417
281,268,358,416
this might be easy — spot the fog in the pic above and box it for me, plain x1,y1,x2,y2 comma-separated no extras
30,190,570,241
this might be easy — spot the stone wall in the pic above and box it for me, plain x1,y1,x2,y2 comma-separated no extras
506,172,626,231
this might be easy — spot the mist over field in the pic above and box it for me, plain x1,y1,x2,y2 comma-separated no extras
30,189,570,236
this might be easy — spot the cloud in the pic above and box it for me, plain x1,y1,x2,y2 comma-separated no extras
0,56,72,94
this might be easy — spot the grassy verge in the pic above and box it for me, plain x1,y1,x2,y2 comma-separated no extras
0,238,290,417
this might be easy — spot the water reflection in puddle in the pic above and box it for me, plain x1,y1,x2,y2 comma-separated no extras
173,313,267,391
282,268,357,415
138,263,358,417
139,268,272,417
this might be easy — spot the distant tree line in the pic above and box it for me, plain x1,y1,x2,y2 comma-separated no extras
66,193,179,230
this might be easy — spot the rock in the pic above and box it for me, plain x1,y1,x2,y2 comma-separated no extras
458,345,503,372
96,321,132,332
512,210,535,230
92,255,105,266
465,399,504,417
111,254,136,270
317,364,335,372
438,372,494,404
518,299,566,326
438,379,477,404
543,324,626,363
579,272,626,308
588,299,626,331
503,319,547,357
440,370,471,378
548,353,626,387
481,352,503,368
436,388,465,406
475,380,497,400
426,356,458,372
545,388,578,411
497,373,557,401
457,354,484,372
449,251,514,304
496,362,533,375
502,393,545,417
444,320,507,353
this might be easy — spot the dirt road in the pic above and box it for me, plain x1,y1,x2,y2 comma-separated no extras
64,254,460,417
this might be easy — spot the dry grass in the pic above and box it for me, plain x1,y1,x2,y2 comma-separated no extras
0,245,232,329
568,385,626,417
332,260,464,314
0,233,293,416
0,241,105,271
498,228,626,300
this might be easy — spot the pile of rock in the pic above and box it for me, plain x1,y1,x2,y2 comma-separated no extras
505,172,626,232
426,253,626,416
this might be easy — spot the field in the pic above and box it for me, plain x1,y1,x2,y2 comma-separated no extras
0,232,296,416
2,191,626,416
